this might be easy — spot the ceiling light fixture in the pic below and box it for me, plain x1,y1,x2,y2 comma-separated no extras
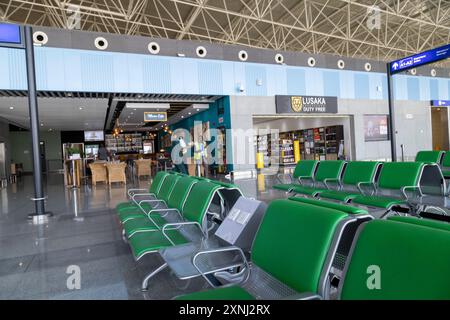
79,107,84,110
125,103,170,110
9,106,14,110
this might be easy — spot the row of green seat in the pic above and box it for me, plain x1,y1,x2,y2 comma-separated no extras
415,150,450,178
273,160,426,213
176,198,450,300
115,171,242,290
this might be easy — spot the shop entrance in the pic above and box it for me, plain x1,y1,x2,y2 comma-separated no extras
253,115,352,169
431,107,449,151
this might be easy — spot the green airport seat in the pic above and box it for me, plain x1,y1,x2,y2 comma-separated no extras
441,151,450,179
387,216,450,232
318,161,380,202
115,171,169,212
352,162,424,213
415,150,444,164
175,199,352,300
122,176,198,237
128,181,221,260
288,197,368,215
118,173,180,223
273,160,318,191
290,160,346,196
339,219,450,299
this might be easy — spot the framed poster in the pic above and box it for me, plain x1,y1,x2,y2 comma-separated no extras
364,115,389,142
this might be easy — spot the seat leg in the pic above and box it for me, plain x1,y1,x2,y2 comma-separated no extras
141,263,168,292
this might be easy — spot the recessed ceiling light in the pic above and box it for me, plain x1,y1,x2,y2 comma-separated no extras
188,112,191,115
79,107,83,110
9,106,14,110
134,108,137,111
67,93,72,97
40,123,43,126
181,116,184,118
130,112,134,115
196,109,199,112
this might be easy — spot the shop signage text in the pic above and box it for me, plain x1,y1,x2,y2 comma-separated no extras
144,112,167,122
275,95,338,114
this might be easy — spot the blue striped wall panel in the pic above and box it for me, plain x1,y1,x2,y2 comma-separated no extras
438,78,449,100
245,64,267,96
286,68,306,95
0,48,11,89
62,49,82,91
197,61,223,94
393,76,408,100
1,46,450,101
339,71,355,99
305,68,324,96
419,77,430,101
354,73,369,99
80,52,114,92
112,54,130,92
323,70,340,97
368,74,384,100
430,79,439,100
182,59,199,94
266,65,287,96
142,56,171,93
34,49,48,90
407,77,420,101
5,48,27,90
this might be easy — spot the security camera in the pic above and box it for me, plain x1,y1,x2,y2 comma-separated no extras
239,84,245,92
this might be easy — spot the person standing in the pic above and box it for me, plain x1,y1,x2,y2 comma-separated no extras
97,143,110,161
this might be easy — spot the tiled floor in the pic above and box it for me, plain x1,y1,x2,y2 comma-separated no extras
0,171,287,299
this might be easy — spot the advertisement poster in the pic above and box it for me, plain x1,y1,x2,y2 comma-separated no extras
364,115,389,141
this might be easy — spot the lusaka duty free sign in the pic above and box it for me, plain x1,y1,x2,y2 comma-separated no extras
275,95,338,114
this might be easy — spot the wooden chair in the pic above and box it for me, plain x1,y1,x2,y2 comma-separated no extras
134,159,152,179
106,162,127,185
89,162,107,185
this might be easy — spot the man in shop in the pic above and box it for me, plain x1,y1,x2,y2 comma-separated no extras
172,136,188,174
98,143,110,161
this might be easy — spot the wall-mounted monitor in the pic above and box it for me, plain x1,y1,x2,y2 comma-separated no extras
84,130,104,142
364,115,389,142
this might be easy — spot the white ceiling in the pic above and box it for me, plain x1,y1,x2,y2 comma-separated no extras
0,97,109,131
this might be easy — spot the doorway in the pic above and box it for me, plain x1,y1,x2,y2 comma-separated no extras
431,107,449,151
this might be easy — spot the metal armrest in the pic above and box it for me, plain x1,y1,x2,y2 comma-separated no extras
137,199,165,212
192,246,250,288
298,176,314,186
401,185,423,200
127,188,148,197
357,181,376,196
282,293,322,300
147,208,182,220
323,178,341,190
276,173,293,184
161,221,205,246
131,193,156,202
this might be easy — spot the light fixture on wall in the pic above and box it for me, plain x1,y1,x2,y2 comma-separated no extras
275,53,284,64
410,68,417,75
337,59,345,69
196,46,207,58
238,50,248,61
307,57,316,67
431,69,437,77
364,62,372,72
33,31,48,45
148,42,160,54
94,37,108,50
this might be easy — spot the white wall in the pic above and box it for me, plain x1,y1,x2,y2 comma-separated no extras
229,96,434,171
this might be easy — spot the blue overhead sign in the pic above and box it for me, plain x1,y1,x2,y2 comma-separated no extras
0,23,22,46
390,44,450,74
431,100,450,107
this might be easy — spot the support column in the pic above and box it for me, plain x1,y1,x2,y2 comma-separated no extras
24,26,51,221
386,63,397,162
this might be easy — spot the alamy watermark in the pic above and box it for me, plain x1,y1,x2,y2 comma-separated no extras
66,265,81,290
366,265,381,290
366,5,381,31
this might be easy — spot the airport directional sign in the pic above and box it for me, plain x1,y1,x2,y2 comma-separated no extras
431,100,450,107
390,44,450,74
